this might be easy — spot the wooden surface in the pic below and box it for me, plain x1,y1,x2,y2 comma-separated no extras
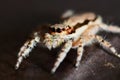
0,0,120,80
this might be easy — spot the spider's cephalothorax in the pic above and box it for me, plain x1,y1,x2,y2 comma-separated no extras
44,24,74,49
49,24,72,33
15,11,120,74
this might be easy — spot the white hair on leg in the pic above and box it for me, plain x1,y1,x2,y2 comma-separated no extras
99,22,120,33
61,10,74,19
15,32,40,69
75,45,84,68
51,40,72,73
95,35,120,58
106,25,120,33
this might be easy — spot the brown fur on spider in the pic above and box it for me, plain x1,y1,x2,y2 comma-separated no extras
15,10,120,74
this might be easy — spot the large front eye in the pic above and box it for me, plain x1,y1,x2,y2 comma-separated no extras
62,28,65,31
49,27,55,32
56,28,61,33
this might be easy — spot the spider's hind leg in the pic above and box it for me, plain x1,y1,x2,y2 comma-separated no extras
107,25,120,33
15,32,40,69
100,24,120,33
61,10,74,19
95,35,120,58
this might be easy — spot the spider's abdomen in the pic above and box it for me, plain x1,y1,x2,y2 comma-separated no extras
64,12,96,27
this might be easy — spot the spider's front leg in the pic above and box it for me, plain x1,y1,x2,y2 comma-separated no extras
51,40,72,73
95,35,120,58
15,32,40,69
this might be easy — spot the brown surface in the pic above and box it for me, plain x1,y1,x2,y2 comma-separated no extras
0,0,120,80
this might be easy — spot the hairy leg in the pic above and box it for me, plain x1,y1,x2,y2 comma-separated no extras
106,25,120,33
100,23,120,33
15,32,40,69
75,45,84,68
95,35,120,58
51,40,72,73
61,10,74,19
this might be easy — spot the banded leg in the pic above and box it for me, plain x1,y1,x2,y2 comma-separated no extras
51,40,72,73
15,32,40,69
75,45,84,68
95,35,120,58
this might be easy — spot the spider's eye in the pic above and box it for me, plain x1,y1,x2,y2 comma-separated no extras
49,27,55,32
52,28,55,32
62,28,65,31
68,26,71,29
56,28,61,33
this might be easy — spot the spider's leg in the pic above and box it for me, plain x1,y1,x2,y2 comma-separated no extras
100,24,120,33
95,35,120,58
75,45,84,68
107,25,120,33
61,10,74,19
51,40,72,73
15,32,40,69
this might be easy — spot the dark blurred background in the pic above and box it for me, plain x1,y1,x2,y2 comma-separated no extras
0,0,120,80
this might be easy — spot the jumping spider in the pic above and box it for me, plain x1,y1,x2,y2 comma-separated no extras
15,11,120,73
